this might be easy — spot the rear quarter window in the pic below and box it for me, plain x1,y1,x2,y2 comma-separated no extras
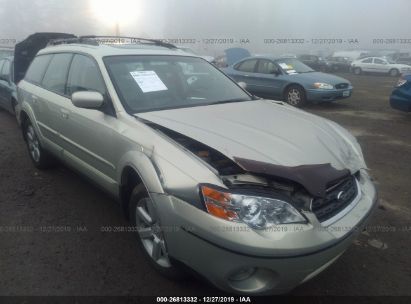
25,55,53,85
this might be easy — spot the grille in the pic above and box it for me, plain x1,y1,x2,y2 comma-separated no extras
335,83,349,89
311,176,358,223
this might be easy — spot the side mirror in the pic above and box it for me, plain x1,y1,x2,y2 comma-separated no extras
71,91,104,109
238,82,247,90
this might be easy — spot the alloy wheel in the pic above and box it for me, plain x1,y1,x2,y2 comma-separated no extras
135,197,171,268
26,125,41,163
287,88,301,106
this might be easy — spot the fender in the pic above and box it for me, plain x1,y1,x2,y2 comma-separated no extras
117,150,165,195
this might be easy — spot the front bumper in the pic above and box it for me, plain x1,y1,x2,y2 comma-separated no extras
152,171,377,295
306,87,353,102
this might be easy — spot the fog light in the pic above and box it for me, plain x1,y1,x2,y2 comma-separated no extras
228,267,257,281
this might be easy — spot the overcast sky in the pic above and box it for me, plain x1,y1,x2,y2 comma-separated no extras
1,0,410,55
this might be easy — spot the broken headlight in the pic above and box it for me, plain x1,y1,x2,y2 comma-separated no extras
200,185,307,229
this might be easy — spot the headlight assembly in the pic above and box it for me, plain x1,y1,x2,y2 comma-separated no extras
313,82,334,89
200,185,307,229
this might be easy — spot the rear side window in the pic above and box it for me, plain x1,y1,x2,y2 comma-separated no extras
25,55,52,84
362,58,373,63
67,54,106,96
235,59,258,73
42,53,73,95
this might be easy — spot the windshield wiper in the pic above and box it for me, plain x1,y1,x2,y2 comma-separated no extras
208,98,250,105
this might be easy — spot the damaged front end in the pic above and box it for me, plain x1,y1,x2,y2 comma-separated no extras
143,120,362,229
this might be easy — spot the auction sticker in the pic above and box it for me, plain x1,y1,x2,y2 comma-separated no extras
130,70,168,93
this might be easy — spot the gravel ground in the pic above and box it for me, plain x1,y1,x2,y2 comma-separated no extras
0,73,410,296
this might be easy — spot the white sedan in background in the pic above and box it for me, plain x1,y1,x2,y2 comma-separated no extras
351,57,411,76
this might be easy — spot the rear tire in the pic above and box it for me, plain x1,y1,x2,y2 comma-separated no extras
353,67,362,75
389,69,400,77
129,184,188,280
23,120,55,169
284,85,306,107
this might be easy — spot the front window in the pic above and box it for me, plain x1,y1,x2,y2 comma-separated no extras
104,55,251,113
274,58,314,74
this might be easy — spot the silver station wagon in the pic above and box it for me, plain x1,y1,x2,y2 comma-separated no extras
16,36,377,295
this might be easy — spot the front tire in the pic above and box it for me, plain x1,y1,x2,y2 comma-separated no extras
129,184,187,280
284,85,306,107
353,67,362,75
23,120,54,169
389,69,400,77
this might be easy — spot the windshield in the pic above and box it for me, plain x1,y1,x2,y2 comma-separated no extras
104,55,251,113
275,58,314,74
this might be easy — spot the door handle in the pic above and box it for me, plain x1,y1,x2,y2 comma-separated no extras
60,109,70,119
32,95,38,103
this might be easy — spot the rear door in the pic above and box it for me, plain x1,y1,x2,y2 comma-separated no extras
37,53,74,152
231,59,259,91
20,55,53,133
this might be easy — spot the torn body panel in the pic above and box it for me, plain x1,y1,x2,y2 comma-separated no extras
233,157,350,198
136,100,365,202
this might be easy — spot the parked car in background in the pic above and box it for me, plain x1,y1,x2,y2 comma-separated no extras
279,53,297,59
395,57,411,66
223,56,353,107
213,47,251,69
351,57,411,76
14,32,76,84
390,73,411,112
16,36,376,295
298,54,329,71
176,46,214,63
0,56,17,114
332,50,370,62
326,56,352,72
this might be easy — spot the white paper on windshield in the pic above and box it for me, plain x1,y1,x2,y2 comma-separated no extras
279,63,289,69
130,70,168,93
287,69,298,74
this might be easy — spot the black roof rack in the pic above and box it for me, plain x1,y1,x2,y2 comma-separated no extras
47,35,177,49
47,37,99,47
80,35,177,49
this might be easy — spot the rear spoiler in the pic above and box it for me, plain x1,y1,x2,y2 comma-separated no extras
14,32,76,83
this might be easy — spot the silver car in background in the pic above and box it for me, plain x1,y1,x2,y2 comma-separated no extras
16,37,377,295
351,56,411,76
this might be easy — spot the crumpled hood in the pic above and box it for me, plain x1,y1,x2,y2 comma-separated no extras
288,72,351,86
136,100,365,173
